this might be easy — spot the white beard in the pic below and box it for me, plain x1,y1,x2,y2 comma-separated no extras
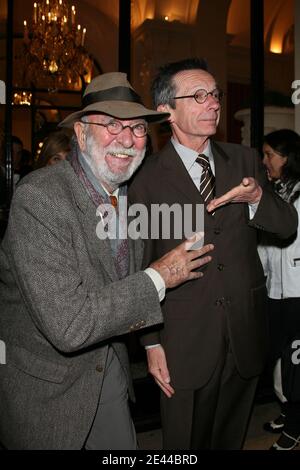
83,132,146,191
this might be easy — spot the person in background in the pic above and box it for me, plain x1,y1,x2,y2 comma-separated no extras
0,136,25,191
34,130,71,169
129,58,298,450
259,129,300,450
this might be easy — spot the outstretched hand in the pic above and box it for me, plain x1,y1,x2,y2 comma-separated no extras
207,177,262,213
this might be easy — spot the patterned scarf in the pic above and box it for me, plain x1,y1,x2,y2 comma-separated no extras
69,145,129,279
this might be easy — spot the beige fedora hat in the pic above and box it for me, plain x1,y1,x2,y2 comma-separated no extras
59,72,169,128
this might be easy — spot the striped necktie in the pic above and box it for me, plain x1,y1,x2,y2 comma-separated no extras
109,195,118,211
196,154,215,203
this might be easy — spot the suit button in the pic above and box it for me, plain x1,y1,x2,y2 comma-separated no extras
217,263,225,271
95,365,103,373
215,297,225,307
131,325,140,331
214,228,221,235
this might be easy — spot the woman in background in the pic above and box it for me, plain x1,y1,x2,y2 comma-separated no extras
34,130,71,169
259,129,300,450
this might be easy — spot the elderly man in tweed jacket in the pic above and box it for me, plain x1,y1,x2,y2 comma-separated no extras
0,73,213,450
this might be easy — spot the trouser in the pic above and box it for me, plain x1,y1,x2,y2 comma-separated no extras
267,298,300,365
284,402,300,436
161,346,258,450
85,346,137,450
268,298,300,436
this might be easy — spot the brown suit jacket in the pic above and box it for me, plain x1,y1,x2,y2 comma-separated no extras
129,140,298,390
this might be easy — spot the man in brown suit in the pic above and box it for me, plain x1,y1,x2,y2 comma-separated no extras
129,58,298,449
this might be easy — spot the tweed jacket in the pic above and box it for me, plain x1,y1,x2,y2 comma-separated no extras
129,140,298,389
0,161,163,449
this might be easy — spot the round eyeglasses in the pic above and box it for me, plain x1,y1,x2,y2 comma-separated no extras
81,119,148,138
173,88,224,104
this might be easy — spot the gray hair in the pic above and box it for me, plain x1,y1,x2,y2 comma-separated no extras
151,57,209,109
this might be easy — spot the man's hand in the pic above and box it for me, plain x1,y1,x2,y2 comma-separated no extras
207,177,263,213
150,233,214,289
147,345,175,398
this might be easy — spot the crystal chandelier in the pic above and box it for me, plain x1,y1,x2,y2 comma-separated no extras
12,91,32,106
22,0,93,90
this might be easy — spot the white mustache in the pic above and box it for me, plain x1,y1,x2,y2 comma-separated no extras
200,115,218,120
106,147,138,157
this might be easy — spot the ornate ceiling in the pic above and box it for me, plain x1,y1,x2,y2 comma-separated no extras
131,0,199,29
227,0,294,53
0,0,295,55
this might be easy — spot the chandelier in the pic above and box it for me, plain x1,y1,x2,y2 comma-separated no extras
22,0,93,90
12,91,32,106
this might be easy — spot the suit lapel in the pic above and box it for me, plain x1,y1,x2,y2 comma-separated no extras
160,141,203,204
159,141,235,204
211,141,236,224
159,141,238,231
158,141,217,236
128,230,143,274
211,141,234,197
70,169,119,281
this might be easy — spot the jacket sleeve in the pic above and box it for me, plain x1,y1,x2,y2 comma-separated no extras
4,182,163,353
